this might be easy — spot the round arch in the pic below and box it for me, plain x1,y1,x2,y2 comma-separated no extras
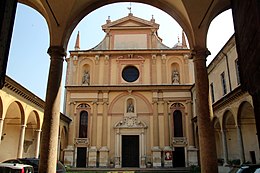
213,117,223,163
237,101,258,163
0,101,25,161
237,101,254,125
108,92,153,114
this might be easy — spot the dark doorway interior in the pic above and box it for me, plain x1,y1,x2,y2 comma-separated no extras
122,135,139,167
172,147,185,167
76,147,87,167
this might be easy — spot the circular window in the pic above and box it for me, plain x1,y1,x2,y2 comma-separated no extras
122,66,139,82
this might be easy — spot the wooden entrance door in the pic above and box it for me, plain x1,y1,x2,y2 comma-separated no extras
172,147,185,167
76,147,87,167
122,135,139,167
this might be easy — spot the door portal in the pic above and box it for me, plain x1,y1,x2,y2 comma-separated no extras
172,147,185,167
76,147,87,167
122,135,139,167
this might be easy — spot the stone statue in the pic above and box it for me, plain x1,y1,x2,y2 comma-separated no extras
172,70,180,84
127,101,134,113
82,70,90,85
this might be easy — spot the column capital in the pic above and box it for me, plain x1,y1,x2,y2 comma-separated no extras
191,47,211,60
47,46,66,58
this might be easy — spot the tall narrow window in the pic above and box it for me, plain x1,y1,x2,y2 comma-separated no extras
79,111,88,138
210,83,215,103
173,110,183,137
235,59,241,85
221,72,227,95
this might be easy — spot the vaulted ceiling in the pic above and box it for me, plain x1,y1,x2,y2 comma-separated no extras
18,0,231,50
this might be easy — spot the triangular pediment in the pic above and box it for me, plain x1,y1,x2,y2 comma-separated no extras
102,14,159,30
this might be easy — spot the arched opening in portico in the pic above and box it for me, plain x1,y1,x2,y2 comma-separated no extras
0,101,24,161
238,101,258,163
23,110,41,158
213,117,222,164
223,110,238,163
9,1,234,172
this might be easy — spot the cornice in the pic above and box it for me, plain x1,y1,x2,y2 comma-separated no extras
4,76,45,109
65,84,193,92
69,49,191,56
212,85,247,111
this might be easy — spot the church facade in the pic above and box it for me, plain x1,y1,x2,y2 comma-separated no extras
63,13,197,168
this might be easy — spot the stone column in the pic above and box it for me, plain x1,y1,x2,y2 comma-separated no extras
39,46,65,173
63,102,76,166
193,48,218,172
17,124,26,158
161,54,167,83
237,125,245,164
164,101,170,146
115,129,120,168
99,101,109,167
186,100,198,166
140,130,146,168
152,101,159,147
0,118,4,144
186,100,194,146
158,101,165,147
34,130,41,158
92,101,98,146
102,101,108,146
221,130,228,165
88,101,98,167
152,100,161,167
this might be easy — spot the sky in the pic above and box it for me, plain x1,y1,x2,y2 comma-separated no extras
6,2,234,112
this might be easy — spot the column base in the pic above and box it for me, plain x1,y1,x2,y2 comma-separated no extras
63,145,75,167
88,146,97,167
114,156,120,168
152,146,161,167
187,146,199,166
99,146,109,167
140,156,146,168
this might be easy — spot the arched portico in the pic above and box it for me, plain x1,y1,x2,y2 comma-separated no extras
2,0,240,172
237,101,258,164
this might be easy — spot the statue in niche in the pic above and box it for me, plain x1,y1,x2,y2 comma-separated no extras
127,100,134,113
82,70,90,85
172,70,180,84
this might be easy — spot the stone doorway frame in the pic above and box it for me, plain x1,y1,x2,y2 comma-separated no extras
114,116,147,168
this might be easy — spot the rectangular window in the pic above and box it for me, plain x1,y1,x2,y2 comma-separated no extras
221,72,227,95
235,59,241,85
210,83,215,103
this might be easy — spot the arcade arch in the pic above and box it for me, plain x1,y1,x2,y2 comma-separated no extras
11,1,233,172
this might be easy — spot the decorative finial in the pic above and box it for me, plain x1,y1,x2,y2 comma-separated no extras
106,16,111,23
127,2,132,15
151,15,155,22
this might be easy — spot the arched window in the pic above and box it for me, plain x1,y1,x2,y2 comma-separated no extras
173,110,183,137
79,111,88,138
